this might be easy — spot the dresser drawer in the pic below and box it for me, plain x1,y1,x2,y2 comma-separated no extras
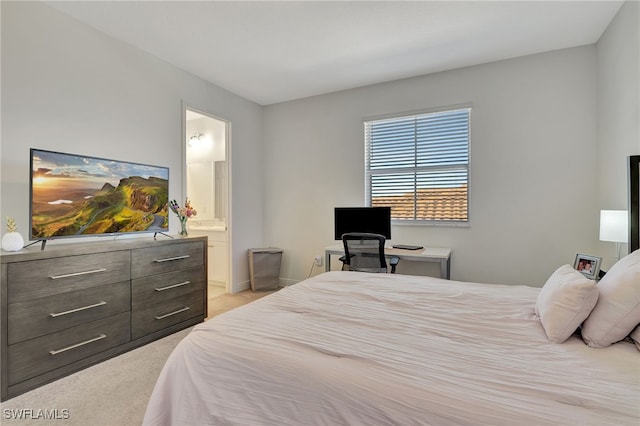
131,241,203,279
132,266,205,308
132,291,204,340
8,281,130,345
8,312,130,385
7,251,130,303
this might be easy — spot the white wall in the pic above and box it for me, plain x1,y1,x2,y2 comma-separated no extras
596,1,640,270
264,46,600,287
0,1,263,292
3,1,635,291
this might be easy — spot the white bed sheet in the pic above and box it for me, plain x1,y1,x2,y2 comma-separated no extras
143,271,639,425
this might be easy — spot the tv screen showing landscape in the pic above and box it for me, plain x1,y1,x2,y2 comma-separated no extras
30,148,169,240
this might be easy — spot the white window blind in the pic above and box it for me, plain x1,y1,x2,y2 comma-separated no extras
365,107,470,222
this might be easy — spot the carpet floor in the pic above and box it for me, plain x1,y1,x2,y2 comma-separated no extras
0,289,275,426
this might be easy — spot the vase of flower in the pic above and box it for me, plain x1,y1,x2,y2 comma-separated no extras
169,198,197,237
2,217,24,252
179,216,188,236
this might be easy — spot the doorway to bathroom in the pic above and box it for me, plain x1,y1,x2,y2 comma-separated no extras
185,108,229,298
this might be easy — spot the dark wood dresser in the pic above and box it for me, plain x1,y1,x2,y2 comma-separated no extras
0,236,207,401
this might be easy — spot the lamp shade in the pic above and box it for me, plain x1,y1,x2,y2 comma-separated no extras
599,210,628,243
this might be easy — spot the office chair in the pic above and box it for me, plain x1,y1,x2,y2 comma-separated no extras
339,232,399,273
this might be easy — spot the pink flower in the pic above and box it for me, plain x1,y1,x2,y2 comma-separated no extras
170,198,197,220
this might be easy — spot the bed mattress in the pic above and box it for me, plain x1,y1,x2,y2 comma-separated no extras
143,271,639,425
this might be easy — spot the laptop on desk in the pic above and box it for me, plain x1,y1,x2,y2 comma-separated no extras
392,244,424,250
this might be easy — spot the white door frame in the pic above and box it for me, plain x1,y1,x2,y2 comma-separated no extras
183,103,232,293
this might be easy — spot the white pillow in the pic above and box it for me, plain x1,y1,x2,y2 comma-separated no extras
535,264,599,343
581,249,640,348
630,325,640,351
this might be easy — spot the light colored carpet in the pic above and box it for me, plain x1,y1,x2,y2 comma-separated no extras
0,289,275,426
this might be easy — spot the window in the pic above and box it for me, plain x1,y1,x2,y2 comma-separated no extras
365,107,470,223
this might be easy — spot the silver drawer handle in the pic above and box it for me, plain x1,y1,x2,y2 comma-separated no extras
154,306,190,320
50,301,107,317
49,334,107,355
49,268,107,280
154,255,190,263
155,281,191,292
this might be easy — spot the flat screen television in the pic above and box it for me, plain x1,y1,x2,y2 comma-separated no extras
629,155,639,253
30,148,169,244
334,207,391,240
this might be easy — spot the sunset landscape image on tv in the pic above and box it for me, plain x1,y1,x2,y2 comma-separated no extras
31,149,169,239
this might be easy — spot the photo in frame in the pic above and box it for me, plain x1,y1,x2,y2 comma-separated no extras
573,253,602,280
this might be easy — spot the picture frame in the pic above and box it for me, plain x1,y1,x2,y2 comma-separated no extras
573,253,602,280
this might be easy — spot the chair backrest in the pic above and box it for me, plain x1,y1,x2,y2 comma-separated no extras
341,232,388,273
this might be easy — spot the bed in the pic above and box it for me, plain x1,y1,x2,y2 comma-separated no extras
143,264,639,425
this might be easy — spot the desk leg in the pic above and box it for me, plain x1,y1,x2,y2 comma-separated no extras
325,250,331,272
441,258,451,280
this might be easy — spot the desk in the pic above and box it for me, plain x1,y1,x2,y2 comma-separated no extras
324,244,451,279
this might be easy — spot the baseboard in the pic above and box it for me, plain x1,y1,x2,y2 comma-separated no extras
279,277,300,287
230,279,251,294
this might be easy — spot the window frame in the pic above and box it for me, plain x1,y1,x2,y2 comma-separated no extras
364,105,471,226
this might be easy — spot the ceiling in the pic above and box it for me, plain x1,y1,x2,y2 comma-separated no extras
45,1,623,106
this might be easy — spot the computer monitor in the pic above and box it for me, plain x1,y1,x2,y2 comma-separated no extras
334,207,391,240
